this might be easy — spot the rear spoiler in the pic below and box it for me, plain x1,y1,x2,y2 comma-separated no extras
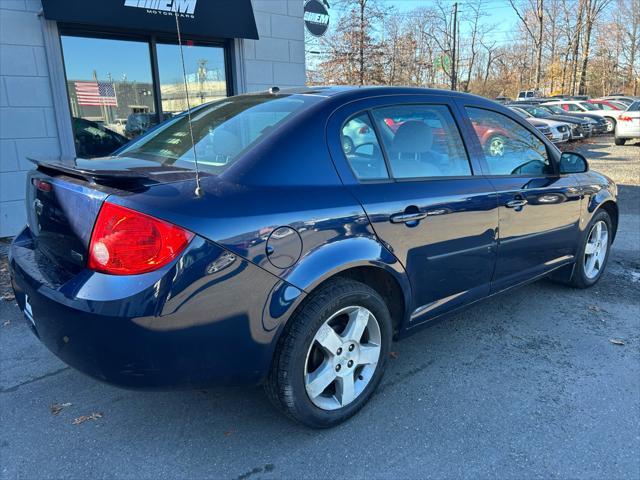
28,158,148,184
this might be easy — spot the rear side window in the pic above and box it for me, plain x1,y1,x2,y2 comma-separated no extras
340,113,389,180
466,107,551,176
370,104,471,179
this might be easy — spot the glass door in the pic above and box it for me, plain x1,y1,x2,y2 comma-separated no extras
156,42,228,118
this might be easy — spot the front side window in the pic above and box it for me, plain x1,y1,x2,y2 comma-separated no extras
118,94,319,174
466,107,551,176
371,104,471,179
61,36,158,157
340,113,388,180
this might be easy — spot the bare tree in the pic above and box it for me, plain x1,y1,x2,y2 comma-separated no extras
509,0,545,88
578,0,613,93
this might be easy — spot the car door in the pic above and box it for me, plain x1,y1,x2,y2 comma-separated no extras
327,96,498,325
458,102,583,292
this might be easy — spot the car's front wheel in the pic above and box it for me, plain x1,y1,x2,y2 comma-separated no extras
614,137,626,146
265,278,392,428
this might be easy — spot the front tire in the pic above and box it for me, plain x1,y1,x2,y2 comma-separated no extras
265,279,392,428
568,210,612,288
614,137,626,146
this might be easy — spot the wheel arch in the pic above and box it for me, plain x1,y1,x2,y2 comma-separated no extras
279,237,412,337
598,200,619,241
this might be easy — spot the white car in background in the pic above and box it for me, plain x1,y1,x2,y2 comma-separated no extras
614,101,640,145
541,100,620,132
509,107,571,143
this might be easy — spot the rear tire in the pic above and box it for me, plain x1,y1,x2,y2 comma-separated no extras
567,210,612,288
265,278,392,428
614,137,626,146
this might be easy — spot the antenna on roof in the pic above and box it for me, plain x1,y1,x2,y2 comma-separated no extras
174,10,203,198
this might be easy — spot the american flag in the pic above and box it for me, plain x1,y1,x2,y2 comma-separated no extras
74,81,118,107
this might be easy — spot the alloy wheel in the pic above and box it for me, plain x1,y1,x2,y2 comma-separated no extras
304,306,382,411
489,136,505,157
584,220,609,280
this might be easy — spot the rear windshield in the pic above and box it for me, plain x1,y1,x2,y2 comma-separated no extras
628,101,640,111
117,94,319,173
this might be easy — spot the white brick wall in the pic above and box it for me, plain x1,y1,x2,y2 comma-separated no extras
0,0,306,237
0,0,60,237
244,0,306,92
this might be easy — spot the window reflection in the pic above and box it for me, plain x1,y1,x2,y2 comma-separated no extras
157,43,228,117
466,107,551,176
61,36,158,157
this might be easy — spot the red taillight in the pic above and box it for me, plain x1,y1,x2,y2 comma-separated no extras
618,115,633,122
358,126,370,134
88,202,194,275
32,179,52,192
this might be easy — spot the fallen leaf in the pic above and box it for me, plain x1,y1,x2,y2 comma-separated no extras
609,339,625,346
50,402,72,416
72,412,102,425
224,430,235,437
588,305,601,312
1,293,15,302
2,320,10,327
389,351,399,359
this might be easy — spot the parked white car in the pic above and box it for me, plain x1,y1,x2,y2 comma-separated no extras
541,100,619,132
614,101,640,145
509,107,571,143
516,90,542,101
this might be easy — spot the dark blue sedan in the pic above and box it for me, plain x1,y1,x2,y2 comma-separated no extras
9,87,618,428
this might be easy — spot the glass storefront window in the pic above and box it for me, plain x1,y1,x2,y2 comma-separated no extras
157,43,228,117
60,36,158,157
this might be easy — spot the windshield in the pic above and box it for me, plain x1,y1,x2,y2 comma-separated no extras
510,108,530,118
525,106,550,118
117,94,319,173
544,105,567,115
578,102,598,111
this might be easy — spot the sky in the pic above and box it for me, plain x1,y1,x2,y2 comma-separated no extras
61,36,226,84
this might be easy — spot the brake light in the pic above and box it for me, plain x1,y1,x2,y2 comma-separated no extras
88,202,194,275
358,126,370,134
618,115,633,122
32,178,52,192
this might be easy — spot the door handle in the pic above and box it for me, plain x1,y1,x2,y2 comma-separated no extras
390,212,427,224
505,199,528,208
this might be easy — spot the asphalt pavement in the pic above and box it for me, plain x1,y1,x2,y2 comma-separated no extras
1,136,639,480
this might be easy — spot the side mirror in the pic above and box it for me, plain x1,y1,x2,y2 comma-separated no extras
559,152,589,174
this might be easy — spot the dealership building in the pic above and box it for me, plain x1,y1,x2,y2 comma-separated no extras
0,0,307,237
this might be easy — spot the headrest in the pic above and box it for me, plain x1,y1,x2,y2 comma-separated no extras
392,121,432,153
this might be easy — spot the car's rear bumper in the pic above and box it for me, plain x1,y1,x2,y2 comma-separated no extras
615,123,640,138
9,227,303,389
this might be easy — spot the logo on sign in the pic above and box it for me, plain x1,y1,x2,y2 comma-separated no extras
304,0,330,37
124,0,197,18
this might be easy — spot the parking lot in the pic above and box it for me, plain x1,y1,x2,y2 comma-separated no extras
1,136,638,480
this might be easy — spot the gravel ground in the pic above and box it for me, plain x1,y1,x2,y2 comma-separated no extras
0,135,638,480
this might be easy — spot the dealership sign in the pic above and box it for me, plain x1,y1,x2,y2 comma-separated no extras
41,0,258,39
304,0,330,37
124,0,197,18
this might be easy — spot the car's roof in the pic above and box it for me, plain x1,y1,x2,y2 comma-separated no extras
251,85,488,102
